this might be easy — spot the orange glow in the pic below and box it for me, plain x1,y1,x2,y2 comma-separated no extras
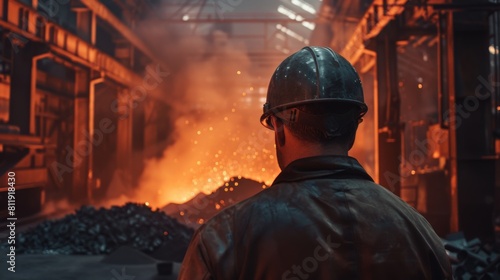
135,39,279,206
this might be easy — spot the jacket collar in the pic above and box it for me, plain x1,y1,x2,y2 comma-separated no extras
273,155,374,185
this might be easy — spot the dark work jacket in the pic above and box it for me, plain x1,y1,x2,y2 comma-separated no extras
178,156,452,280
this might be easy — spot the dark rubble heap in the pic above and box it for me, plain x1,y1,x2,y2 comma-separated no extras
162,176,266,228
14,203,194,257
443,233,500,279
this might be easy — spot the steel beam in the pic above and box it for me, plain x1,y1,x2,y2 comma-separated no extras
0,0,143,88
160,18,318,23
75,0,158,61
339,0,408,65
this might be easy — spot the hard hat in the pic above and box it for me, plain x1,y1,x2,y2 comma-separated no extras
260,46,367,130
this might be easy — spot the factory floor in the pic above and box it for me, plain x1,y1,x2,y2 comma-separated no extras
0,203,187,280
0,254,180,280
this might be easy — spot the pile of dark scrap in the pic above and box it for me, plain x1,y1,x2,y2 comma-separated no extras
442,233,500,279
12,203,193,260
163,176,266,228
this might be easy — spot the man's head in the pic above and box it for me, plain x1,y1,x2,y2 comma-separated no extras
260,46,367,169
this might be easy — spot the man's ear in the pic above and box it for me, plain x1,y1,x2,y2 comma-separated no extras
273,118,286,147
346,121,360,151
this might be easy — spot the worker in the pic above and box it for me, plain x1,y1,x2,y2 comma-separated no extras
178,46,452,279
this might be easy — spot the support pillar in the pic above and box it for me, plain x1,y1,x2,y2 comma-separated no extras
116,89,133,187
450,1,496,241
374,23,402,196
70,69,90,202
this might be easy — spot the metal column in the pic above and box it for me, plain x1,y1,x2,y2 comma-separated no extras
375,23,402,196
450,0,496,241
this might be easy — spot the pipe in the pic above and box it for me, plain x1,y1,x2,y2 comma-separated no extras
445,9,459,233
491,4,500,140
88,74,105,201
373,54,380,183
437,12,448,129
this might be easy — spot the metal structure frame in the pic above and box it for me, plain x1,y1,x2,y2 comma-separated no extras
337,0,500,237
0,0,166,217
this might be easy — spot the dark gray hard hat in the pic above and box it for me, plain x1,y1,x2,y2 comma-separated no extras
260,46,368,130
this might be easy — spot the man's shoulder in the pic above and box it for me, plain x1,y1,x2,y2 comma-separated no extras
199,184,293,233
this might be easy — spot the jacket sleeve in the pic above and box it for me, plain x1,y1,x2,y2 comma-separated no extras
178,208,237,280
178,228,214,280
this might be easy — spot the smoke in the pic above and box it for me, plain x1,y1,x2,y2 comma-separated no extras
130,15,280,205
41,199,75,218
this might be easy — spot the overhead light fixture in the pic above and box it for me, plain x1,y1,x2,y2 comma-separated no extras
489,45,499,55
291,0,316,14
277,5,316,30
276,24,307,43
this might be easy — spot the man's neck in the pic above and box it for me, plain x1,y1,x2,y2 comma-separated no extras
279,139,348,169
